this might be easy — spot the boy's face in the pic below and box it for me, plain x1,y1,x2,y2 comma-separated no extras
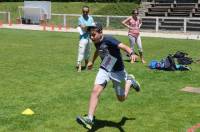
89,29,102,43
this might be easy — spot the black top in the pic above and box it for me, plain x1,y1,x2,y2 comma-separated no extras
95,35,124,72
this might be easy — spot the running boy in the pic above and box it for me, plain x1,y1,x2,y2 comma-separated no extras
76,22,141,130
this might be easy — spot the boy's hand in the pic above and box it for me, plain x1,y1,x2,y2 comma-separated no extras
87,61,93,70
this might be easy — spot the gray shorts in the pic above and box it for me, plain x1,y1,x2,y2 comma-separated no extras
94,68,128,95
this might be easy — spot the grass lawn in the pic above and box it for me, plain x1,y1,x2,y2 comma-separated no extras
0,29,200,132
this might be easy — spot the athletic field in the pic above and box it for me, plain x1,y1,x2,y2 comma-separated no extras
0,29,200,132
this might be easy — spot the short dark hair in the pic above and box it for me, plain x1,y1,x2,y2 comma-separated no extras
87,22,103,33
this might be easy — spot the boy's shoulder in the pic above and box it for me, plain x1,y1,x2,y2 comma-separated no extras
102,35,121,46
103,35,114,40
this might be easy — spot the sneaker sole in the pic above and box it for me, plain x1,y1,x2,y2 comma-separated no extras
128,74,135,80
134,81,141,92
76,116,92,130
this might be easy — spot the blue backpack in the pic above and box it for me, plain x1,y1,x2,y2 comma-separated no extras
149,60,158,69
149,55,191,71
149,55,176,71
149,60,164,69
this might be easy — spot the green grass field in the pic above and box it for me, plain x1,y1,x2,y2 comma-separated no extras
0,29,200,132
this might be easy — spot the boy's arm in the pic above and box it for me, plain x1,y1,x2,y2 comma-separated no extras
118,43,137,62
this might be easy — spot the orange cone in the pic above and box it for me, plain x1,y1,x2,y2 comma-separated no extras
0,21,2,27
58,24,62,30
9,21,12,26
51,24,54,31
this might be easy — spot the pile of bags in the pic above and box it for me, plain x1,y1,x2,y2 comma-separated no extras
149,51,193,71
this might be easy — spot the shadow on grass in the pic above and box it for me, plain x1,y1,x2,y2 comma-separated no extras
124,59,140,63
123,59,131,62
88,116,136,132
75,66,86,70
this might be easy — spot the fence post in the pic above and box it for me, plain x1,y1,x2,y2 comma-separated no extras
8,12,11,24
156,17,159,32
106,16,110,28
63,15,66,27
183,18,186,33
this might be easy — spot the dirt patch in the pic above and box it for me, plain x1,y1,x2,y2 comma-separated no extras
181,87,200,94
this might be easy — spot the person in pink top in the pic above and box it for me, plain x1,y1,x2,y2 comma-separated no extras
122,9,146,64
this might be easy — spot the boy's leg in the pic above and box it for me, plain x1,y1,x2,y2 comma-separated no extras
111,70,132,101
112,70,140,101
113,80,132,101
127,74,141,92
77,84,104,130
88,84,104,119
88,69,109,119
123,74,141,97
77,69,109,129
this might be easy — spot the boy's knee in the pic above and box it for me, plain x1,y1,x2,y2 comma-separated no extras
91,85,104,97
91,89,99,96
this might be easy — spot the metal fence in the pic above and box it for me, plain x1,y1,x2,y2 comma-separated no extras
1,12,200,33
51,13,128,29
51,13,200,33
